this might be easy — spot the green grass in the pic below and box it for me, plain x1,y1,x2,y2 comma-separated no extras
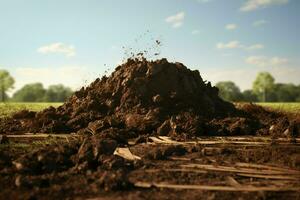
0,102,62,118
0,138,69,152
256,102,300,114
1,102,300,119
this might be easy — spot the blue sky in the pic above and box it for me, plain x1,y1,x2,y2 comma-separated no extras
0,0,299,92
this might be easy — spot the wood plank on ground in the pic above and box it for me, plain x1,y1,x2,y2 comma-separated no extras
180,164,300,176
134,182,300,192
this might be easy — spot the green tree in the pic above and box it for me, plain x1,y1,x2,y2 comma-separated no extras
274,83,300,102
216,81,243,102
44,84,73,102
297,85,300,102
12,83,46,102
252,72,275,102
242,90,258,102
0,70,15,102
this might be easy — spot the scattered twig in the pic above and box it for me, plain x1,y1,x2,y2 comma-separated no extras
134,182,300,191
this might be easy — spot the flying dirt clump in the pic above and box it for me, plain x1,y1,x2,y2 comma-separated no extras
0,58,239,136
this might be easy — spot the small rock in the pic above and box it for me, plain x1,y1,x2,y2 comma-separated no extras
269,125,275,132
283,129,290,137
15,176,22,187
170,116,178,131
152,94,163,104
12,161,24,171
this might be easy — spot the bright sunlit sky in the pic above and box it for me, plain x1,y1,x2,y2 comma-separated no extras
0,0,299,93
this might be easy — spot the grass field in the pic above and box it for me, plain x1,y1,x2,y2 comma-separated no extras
0,102,62,118
257,102,300,114
0,102,300,118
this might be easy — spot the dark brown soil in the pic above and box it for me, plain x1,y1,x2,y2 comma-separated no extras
1,58,236,135
1,58,300,199
1,58,299,139
0,136,299,200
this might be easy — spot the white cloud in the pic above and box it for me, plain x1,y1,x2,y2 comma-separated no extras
225,24,237,30
253,19,268,27
240,0,289,12
216,41,243,49
221,53,234,57
245,56,288,67
247,44,265,50
165,12,185,28
37,43,76,57
217,41,265,51
13,66,97,92
197,0,212,3
192,30,200,35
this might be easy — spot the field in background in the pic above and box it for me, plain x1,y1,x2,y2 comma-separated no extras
0,102,300,118
0,102,62,118
257,103,300,114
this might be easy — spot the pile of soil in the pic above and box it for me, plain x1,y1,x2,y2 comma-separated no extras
0,58,299,138
1,58,300,199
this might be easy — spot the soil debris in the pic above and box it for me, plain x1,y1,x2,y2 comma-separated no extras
1,58,300,199
1,58,299,140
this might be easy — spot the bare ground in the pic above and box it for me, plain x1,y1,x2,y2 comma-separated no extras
1,135,299,200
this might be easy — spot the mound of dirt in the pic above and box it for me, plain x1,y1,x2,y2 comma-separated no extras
0,58,299,138
1,58,300,199
0,58,236,135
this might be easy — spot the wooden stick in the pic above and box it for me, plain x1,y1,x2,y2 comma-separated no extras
237,173,300,180
180,164,300,176
235,162,300,174
147,136,299,145
137,168,208,174
134,182,300,192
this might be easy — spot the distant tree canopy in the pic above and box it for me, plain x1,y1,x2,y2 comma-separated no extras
44,84,73,102
13,83,46,102
215,81,243,102
0,70,15,102
242,90,258,102
252,72,275,102
12,83,73,102
273,83,300,102
216,72,300,102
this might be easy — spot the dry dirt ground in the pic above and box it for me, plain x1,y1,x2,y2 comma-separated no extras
1,59,300,199
0,135,299,200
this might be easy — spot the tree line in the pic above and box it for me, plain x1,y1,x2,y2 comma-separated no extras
0,69,73,102
216,72,300,102
1,69,300,103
